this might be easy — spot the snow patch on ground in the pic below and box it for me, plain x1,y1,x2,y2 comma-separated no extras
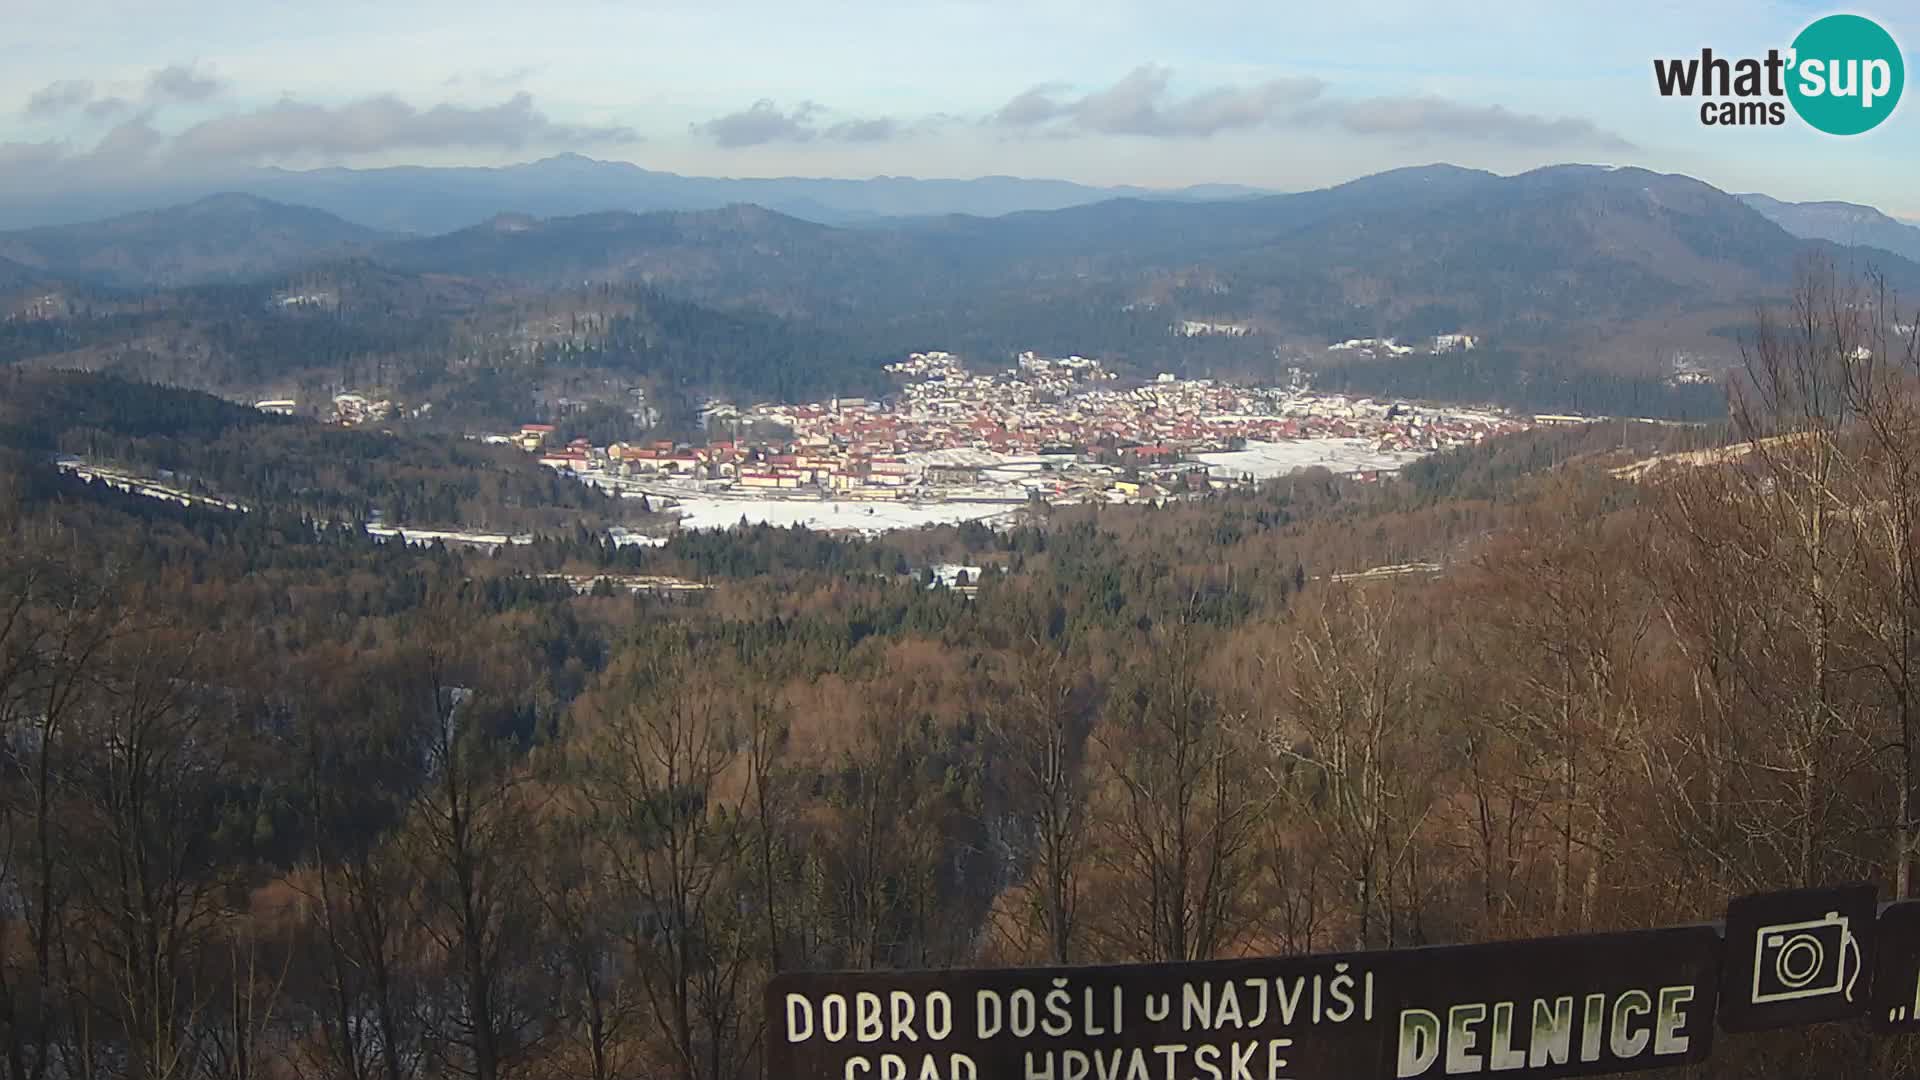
672,496,1022,535
1192,439,1426,479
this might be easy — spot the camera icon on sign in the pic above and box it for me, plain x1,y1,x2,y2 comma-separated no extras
1752,912,1862,1005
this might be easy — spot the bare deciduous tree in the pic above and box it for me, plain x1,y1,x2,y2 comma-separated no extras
984,631,1092,964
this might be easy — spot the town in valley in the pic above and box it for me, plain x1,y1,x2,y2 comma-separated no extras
454,349,1532,536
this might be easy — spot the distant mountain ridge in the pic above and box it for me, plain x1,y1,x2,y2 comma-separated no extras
0,153,1274,234
9,164,1917,330
7,161,1919,424
247,154,1278,232
1738,192,1920,266
365,164,1917,324
8,153,1917,276
0,194,391,288
373,203,919,317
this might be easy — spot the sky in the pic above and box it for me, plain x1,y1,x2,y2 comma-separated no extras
2,0,1917,218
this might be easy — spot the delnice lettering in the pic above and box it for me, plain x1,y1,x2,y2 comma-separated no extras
1393,987,1698,1077
1653,13,1904,134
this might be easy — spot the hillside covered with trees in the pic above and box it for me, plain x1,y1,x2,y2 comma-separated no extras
1,270,1917,1079
0,368,632,531
12,165,1920,425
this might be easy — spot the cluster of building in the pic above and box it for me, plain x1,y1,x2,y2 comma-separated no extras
1175,320,1252,337
1327,333,1478,359
330,393,394,424
1667,353,1721,386
12,294,70,321
502,350,1529,510
765,351,1517,465
249,393,432,425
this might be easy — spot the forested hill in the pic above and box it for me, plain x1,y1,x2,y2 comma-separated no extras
0,365,297,449
0,193,391,288
0,254,44,292
0,368,625,531
9,163,1920,422
373,204,948,316
1741,192,1920,264
0,265,893,425
0,306,1905,1078
353,165,1920,352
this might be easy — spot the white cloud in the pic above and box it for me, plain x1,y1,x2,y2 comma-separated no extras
986,66,1633,150
167,92,635,162
1,90,638,189
23,80,97,118
146,64,222,104
1300,95,1637,150
20,64,225,120
991,66,1327,137
691,99,824,148
691,99,931,147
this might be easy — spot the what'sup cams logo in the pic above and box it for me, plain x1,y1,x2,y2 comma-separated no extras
1655,14,1904,134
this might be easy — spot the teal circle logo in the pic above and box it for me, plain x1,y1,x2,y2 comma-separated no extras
1787,14,1904,135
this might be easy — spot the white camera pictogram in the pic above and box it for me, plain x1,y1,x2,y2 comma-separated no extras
1751,911,1860,1005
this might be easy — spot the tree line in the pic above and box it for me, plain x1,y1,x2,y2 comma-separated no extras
1,267,1919,1078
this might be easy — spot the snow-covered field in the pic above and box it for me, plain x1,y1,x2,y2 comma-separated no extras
1193,439,1426,479
672,496,1022,535
56,457,248,513
366,525,532,547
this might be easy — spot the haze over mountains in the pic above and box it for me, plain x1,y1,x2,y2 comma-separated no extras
1736,192,1920,265
3,160,1918,427
6,162,1916,312
1,154,1914,281
0,153,1271,234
